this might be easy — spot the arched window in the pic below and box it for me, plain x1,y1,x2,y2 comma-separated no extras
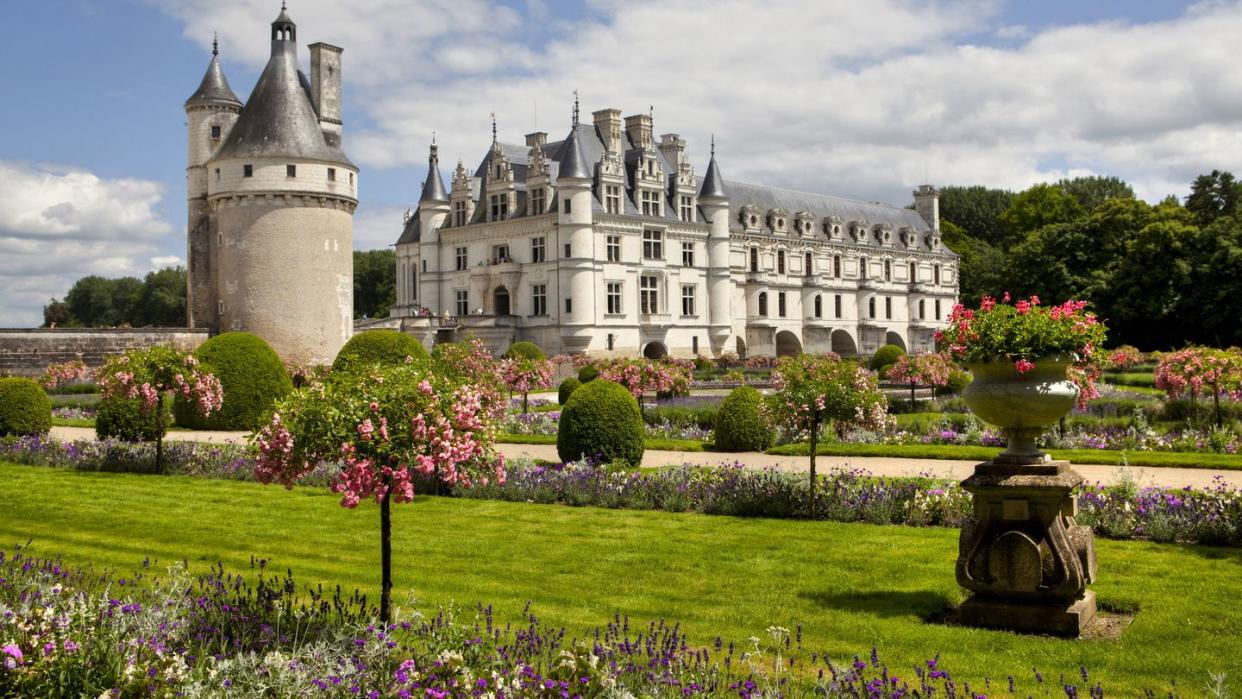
814,294,823,318
919,299,925,320
868,297,876,318
758,292,768,317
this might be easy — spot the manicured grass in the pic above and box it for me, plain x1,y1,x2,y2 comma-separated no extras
0,462,1237,692
49,417,95,428
767,441,1242,470
1107,384,1165,396
499,433,706,452
1107,372,1156,388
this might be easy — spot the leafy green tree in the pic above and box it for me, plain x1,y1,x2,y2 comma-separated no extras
1185,170,1242,228
354,249,396,319
998,184,1086,248
1182,215,1242,348
1056,175,1135,212
938,186,1014,248
41,298,74,327
941,220,1008,306
1004,221,1101,304
64,275,141,327
132,267,187,327
1099,218,1199,349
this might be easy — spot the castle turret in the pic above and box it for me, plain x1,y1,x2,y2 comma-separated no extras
913,184,940,232
556,101,596,353
201,4,358,365
699,137,732,349
185,35,242,329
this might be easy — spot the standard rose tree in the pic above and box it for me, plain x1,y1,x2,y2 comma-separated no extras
1155,346,1242,428
770,353,888,517
253,361,504,623
96,346,223,473
502,355,554,413
886,351,954,406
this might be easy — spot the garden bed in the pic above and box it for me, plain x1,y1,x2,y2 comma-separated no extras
0,462,1235,693
767,441,1242,470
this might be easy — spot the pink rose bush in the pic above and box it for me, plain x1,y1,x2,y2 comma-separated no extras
598,359,692,406
38,360,91,391
501,355,554,413
935,293,1107,407
1154,347,1242,427
886,351,954,404
1106,345,1145,371
252,358,504,621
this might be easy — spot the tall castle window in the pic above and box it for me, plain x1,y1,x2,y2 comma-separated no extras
640,275,659,314
805,252,813,276
749,248,759,272
455,290,468,316
884,260,892,281
287,164,297,178
934,264,941,285
530,187,545,215
860,257,868,279
455,247,468,271
453,201,467,226
606,282,623,314
531,284,547,316
814,294,823,318
607,235,621,262
834,294,842,318
564,198,572,214
885,296,892,319
919,299,926,320
531,237,545,263
935,299,942,320
642,229,663,260
605,185,621,214
777,250,786,275
778,292,787,317
641,190,661,216
681,285,697,316
243,164,253,178
681,241,695,267
328,167,336,182
833,255,841,278
679,196,694,222
758,292,768,317
868,297,876,318
909,261,917,282
210,125,221,139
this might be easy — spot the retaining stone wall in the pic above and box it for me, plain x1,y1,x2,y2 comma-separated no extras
0,328,209,377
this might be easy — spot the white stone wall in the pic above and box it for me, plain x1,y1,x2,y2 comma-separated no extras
209,156,357,201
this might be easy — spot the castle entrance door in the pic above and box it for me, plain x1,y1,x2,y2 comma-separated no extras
493,287,510,316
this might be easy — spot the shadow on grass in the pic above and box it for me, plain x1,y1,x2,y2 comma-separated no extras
798,589,953,619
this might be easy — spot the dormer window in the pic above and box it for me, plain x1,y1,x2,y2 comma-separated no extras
530,187,545,215
640,190,661,216
750,215,757,226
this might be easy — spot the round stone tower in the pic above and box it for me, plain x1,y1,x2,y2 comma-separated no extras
203,5,358,365
554,113,596,354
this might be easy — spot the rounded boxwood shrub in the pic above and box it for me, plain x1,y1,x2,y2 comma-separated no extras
97,395,168,442
558,377,581,405
175,332,292,430
0,378,52,437
503,341,545,360
943,369,972,394
557,379,644,467
869,344,906,374
332,330,428,374
578,365,599,383
714,385,775,452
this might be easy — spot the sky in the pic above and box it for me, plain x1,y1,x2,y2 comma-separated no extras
0,0,1237,327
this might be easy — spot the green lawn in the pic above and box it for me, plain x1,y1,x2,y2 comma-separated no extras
1,462,1237,692
500,433,707,452
768,440,1242,470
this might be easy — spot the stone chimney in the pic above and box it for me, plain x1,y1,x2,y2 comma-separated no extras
308,43,343,139
525,132,547,148
659,133,685,166
592,108,621,153
913,184,940,232
625,113,652,149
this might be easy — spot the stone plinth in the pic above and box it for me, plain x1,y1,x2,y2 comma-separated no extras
956,460,1097,636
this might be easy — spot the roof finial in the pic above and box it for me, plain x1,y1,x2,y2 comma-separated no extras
212,32,219,56
430,132,438,162
710,134,715,157
490,111,497,146
572,90,580,127
282,0,287,9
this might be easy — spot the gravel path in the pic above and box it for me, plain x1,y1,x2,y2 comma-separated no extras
47,426,1242,490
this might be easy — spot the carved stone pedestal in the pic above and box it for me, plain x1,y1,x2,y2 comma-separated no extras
956,460,1097,636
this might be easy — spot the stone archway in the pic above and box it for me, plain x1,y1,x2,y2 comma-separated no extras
885,330,907,352
775,330,802,357
830,329,858,357
643,341,668,359
493,286,510,316
735,336,747,359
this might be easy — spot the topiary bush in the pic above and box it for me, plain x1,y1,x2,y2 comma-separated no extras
942,369,972,395
96,395,169,442
557,379,644,467
869,344,906,374
558,377,581,405
332,331,428,374
175,332,292,430
578,365,599,383
0,378,52,437
503,341,545,361
713,386,775,452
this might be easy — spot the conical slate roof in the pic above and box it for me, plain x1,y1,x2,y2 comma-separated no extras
212,36,351,165
699,150,726,199
555,124,592,180
185,49,242,109
420,144,448,203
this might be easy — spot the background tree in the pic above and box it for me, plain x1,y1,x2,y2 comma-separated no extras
941,220,1008,306
131,267,187,327
1098,218,1199,349
501,355,554,413
1182,214,1242,348
45,267,188,328
998,183,1086,249
886,351,953,406
769,354,888,518
1185,170,1242,227
41,299,73,327
938,185,1014,248
354,249,396,319
1056,175,1135,212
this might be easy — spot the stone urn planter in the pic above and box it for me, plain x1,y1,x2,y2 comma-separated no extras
955,355,1098,636
961,356,1078,464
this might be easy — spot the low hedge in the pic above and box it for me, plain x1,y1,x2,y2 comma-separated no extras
0,378,52,437
714,386,774,452
556,379,644,467
869,344,905,374
643,404,719,429
332,331,428,373
578,365,599,383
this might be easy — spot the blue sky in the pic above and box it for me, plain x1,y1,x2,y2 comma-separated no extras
0,0,1236,326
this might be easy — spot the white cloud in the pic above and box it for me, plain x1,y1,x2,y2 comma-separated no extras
0,161,179,327
155,0,1242,212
